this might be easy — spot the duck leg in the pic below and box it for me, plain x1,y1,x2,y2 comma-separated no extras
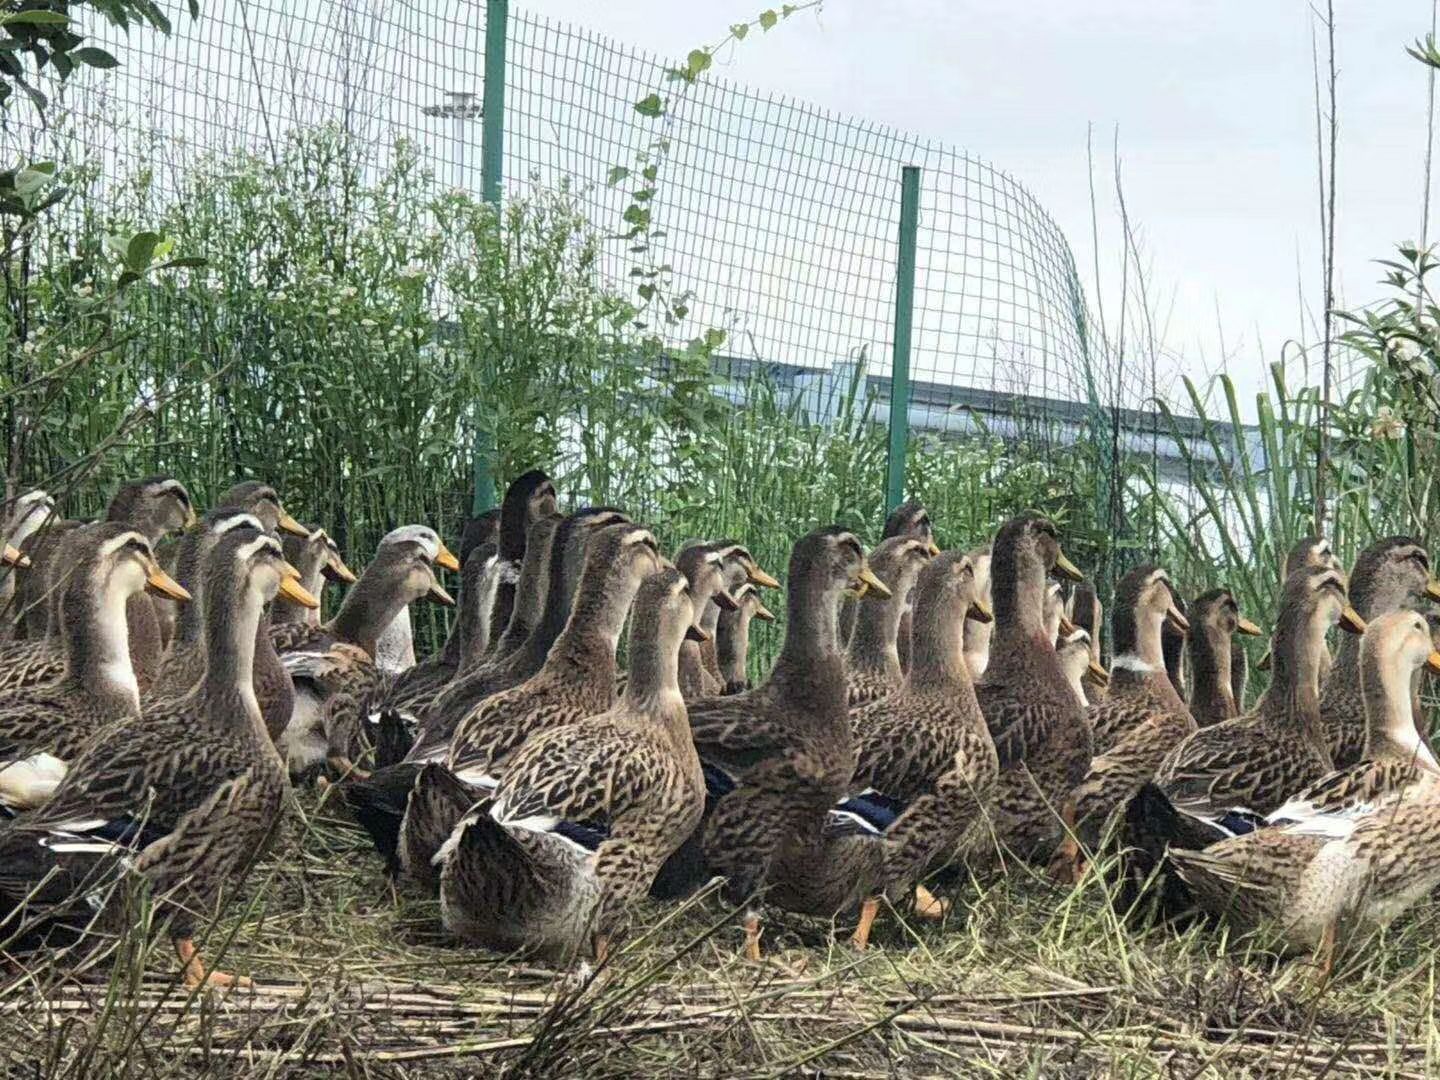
175,938,254,991
1046,798,1085,884
850,897,880,950
1313,920,1338,988
742,910,764,961
913,884,950,920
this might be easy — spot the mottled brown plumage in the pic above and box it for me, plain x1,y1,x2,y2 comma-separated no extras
974,513,1088,861
1157,566,1363,820
1188,588,1262,728
0,526,298,989
437,568,704,960
717,583,776,695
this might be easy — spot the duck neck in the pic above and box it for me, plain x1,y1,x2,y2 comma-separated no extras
776,571,841,675
494,523,555,654
1110,611,1182,705
330,577,408,657
1267,616,1329,747
909,592,971,690
963,616,993,679
989,557,1050,673
848,589,905,680
717,610,753,689
201,580,270,752
551,563,641,670
1362,649,1437,768
65,578,140,714
170,532,208,645
1188,623,1236,721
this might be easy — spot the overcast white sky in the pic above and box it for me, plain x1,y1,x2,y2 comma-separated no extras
519,0,1439,406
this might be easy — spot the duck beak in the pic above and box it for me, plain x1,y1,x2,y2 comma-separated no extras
323,549,358,584
279,560,302,581
277,511,310,538
1165,606,1190,634
1057,615,1079,636
1087,660,1110,689
2,544,30,569
435,541,461,573
754,602,777,623
685,623,711,643
927,540,942,557
1427,579,1440,603
746,562,781,590
1256,648,1272,672
277,577,321,610
1053,551,1084,582
1427,650,1440,676
144,563,192,603
967,598,994,624
854,565,892,600
427,581,457,607
185,506,198,528
713,588,740,613
1236,617,1263,637
1339,606,1367,635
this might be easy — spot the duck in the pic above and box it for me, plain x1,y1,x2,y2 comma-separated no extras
0,524,316,989
146,508,277,704
0,524,190,815
1056,625,1108,707
962,545,994,680
809,550,996,945
13,477,194,690
408,508,626,763
1162,593,1189,701
272,526,357,628
690,542,781,696
1187,588,1263,728
1151,564,1365,829
670,543,744,700
395,523,664,887
845,536,933,706
974,513,1088,863
476,512,565,668
434,566,705,963
1319,537,1440,769
368,525,462,676
1050,566,1194,879
687,526,889,960
482,470,560,650
1,490,54,643
716,583,776,695
273,530,454,777
839,501,937,662
1250,535,1344,689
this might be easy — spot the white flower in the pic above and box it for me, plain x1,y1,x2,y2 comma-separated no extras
327,307,341,317
338,286,358,299
1369,406,1406,441
73,283,94,297
271,290,288,302
360,318,377,328
20,340,36,354
398,261,426,280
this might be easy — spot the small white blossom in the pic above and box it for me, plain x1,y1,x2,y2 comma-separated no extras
360,318,377,328
1369,406,1406,441
398,261,426,280
271,290,288,302
326,307,341,317
338,286,358,299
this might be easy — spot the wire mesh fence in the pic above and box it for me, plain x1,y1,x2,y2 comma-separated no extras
0,0,1195,602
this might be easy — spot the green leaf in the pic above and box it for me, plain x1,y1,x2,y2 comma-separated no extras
157,255,208,269
124,231,162,271
686,49,711,77
731,22,749,40
2,10,71,26
605,165,629,186
71,46,119,69
634,93,664,118
759,9,778,30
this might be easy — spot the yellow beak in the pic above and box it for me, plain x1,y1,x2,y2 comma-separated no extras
1339,606,1367,635
927,539,942,557
325,549,358,584
967,598,994,624
753,602,777,623
279,560,302,581
1256,647,1273,673
746,562,782,590
277,511,310,538
277,576,321,610
1426,579,1440,603
1087,660,1110,688
1053,551,1084,582
144,563,192,603
2,543,30,569
185,506,198,527
1236,616,1263,637
855,565,892,600
1426,650,1440,676
1057,615,1079,637
428,581,457,607
435,541,461,573
1166,606,1190,634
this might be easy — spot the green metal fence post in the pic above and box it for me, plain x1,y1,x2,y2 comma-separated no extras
885,165,920,513
471,0,508,516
